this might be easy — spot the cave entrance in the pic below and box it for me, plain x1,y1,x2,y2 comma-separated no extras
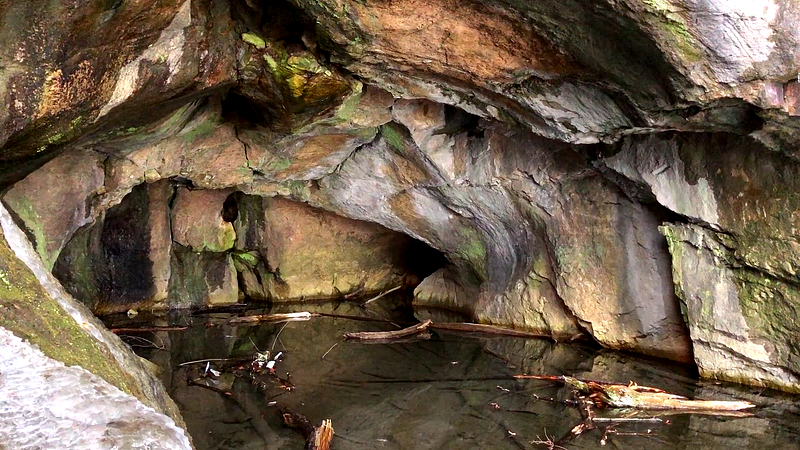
53,185,447,314
228,192,447,306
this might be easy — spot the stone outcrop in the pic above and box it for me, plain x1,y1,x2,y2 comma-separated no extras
1,0,799,398
171,188,236,253
0,328,192,450
236,196,412,300
0,202,188,432
2,149,105,270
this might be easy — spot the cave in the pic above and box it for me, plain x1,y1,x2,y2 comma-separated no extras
52,182,448,314
1,0,800,448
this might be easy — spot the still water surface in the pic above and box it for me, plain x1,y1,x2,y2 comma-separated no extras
107,301,800,450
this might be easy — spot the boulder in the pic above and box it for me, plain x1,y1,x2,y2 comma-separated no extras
2,149,104,269
168,246,239,309
54,182,174,314
0,0,237,186
0,328,191,450
663,223,800,393
171,187,236,253
236,196,412,300
0,201,188,433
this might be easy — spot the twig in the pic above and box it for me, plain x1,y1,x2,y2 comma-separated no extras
362,285,402,306
118,334,166,350
111,326,189,333
344,319,432,340
179,357,248,367
343,286,365,299
321,343,338,359
272,321,290,351
531,429,567,450
592,417,663,423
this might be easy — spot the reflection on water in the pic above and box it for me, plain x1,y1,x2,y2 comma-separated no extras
105,300,800,450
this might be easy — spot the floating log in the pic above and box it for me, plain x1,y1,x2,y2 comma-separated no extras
344,319,432,340
514,375,755,411
228,312,318,324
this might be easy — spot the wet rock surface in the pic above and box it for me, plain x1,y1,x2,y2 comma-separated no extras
0,202,188,431
0,328,192,450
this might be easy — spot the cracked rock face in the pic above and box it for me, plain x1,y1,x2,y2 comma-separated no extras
1,0,799,418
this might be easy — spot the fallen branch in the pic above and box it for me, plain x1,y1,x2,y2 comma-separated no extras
281,408,334,450
431,322,573,340
362,285,402,306
349,331,432,344
228,312,318,324
514,375,755,411
111,326,189,333
190,303,248,315
344,319,432,340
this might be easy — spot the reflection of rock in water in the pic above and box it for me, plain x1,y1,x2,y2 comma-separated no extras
0,328,192,450
117,302,800,450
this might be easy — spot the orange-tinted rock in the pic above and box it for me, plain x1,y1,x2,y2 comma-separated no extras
170,188,236,253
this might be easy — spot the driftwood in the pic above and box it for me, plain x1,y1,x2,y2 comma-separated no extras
228,312,318,324
344,319,432,340
430,322,582,340
226,310,578,344
111,326,189,333
514,375,755,411
281,408,334,450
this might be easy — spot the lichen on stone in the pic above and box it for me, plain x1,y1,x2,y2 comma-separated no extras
242,32,267,49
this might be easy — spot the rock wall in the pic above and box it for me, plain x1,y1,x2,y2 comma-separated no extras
0,0,799,394
0,202,190,437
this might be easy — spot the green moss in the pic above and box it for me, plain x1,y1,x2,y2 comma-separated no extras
659,224,689,320
181,116,219,143
380,123,407,152
642,0,702,62
9,198,51,269
285,179,312,201
232,250,260,269
258,38,351,110
334,82,364,122
735,270,799,340
242,32,266,49
456,227,488,284
266,157,293,172
202,225,236,253
0,229,142,400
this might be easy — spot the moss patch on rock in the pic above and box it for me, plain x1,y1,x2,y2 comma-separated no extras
0,228,143,400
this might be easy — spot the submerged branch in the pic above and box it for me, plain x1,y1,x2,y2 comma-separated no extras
344,319,432,340
514,375,755,411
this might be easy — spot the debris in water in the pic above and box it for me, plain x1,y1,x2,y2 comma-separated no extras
514,375,755,411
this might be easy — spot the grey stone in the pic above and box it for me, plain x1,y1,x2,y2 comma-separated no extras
662,223,800,393
0,328,192,450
